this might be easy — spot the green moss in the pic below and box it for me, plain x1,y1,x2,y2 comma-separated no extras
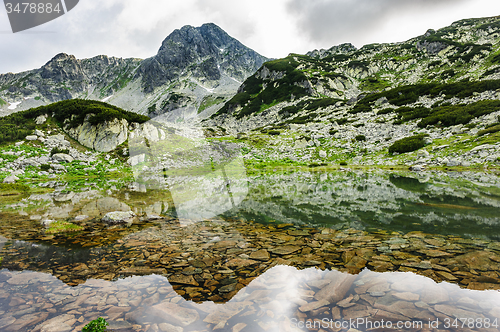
388,134,428,154
46,221,84,234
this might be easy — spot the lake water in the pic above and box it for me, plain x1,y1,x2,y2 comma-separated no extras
0,169,499,331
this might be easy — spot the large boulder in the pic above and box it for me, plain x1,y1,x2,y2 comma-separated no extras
3,175,18,183
102,211,136,224
66,117,129,152
52,153,74,163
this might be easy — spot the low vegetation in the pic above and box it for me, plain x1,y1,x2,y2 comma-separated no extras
388,134,428,154
0,99,149,145
46,221,84,234
82,317,108,332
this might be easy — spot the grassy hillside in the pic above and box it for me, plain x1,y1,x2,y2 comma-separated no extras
0,99,149,145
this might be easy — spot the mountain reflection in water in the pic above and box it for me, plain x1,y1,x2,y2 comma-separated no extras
0,170,500,331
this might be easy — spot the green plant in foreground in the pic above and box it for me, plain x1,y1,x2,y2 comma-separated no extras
82,317,108,332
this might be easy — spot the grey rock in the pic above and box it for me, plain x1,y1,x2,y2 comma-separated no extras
53,192,75,202
410,165,426,172
25,135,38,141
3,175,18,183
102,211,136,224
34,130,45,137
446,159,462,167
35,115,47,124
52,154,74,163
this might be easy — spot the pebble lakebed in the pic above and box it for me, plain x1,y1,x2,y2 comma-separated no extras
0,215,499,332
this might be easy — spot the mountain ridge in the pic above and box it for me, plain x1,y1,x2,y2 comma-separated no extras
0,23,269,122
202,15,500,169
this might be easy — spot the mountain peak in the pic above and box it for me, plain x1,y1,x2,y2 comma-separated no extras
139,23,268,93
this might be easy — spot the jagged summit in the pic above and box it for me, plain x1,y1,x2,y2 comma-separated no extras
0,23,269,120
139,23,268,93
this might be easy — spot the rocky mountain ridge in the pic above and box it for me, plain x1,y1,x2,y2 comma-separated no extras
203,16,500,169
0,23,268,122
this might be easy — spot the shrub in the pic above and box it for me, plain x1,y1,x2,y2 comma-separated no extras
388,134,428,154
477,124,500,136
50,147,69,156
40,164,51,171
339,161,348,166
267,130,281,135
329,129,338,136
335,118,350,125
377,108,393,115
418,100,500,128
355,135,366,141
82,318,108,332
349,104,372,114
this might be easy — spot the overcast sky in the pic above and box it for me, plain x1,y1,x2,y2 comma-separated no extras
1,0,499,74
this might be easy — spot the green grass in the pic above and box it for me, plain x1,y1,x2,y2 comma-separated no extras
0,183,30,196
0,98,6,106
46,221,85,234
198,95,226,113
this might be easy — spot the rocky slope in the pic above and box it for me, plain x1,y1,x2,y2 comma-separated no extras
204,16,500,168
0,23,268,122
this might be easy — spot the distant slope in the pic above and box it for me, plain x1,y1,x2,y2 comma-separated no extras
206,16,500,132
0,23,269,122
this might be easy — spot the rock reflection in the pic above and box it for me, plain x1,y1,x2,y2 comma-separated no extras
0,266,499,331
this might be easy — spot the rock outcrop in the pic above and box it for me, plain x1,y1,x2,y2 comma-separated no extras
65,117,130,153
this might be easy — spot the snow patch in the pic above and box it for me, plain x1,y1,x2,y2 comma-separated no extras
201,86,215,93
230,77,243,85
8,102,21,110
101,95,114,103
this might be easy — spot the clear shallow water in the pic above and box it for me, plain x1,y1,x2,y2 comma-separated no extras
0,266,499,331
0,169,499,331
